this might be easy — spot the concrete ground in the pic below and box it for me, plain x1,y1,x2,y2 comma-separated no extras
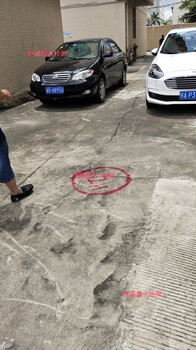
0,56,196,350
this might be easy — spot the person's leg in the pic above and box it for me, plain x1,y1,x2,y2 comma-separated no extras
0,130,17,193
0,129,33,202
5,177,19,195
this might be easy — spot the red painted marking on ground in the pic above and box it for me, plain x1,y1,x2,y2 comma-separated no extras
88,179,107,184
71,166,132,195
88,179,108,191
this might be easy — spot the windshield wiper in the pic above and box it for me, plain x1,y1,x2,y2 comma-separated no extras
49,58,62,61
49,57,74,61
71,57,89,60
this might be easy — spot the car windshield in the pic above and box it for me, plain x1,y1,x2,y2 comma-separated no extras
49,40,99,61
161,31,196,54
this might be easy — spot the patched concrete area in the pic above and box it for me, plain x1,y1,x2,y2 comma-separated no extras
0,56,195,350
115,179,196,350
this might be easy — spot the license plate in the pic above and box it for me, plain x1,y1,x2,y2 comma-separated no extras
179,91,196,100
45,86,64,94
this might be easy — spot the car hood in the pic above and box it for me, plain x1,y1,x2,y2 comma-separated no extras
34,58,97,76
154,52,196,74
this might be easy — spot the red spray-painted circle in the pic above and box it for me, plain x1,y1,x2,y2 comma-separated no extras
71,166,132,196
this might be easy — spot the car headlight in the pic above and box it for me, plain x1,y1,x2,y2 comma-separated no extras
32,73,41,82
72,69,94,81
148,64,164,79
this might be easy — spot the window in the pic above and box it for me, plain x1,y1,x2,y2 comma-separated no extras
103,42,111,54
50,40,99,61
133,7,136,39
161,32,196,54
110,41,121,54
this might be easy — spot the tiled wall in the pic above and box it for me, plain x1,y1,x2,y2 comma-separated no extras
0,0,63,94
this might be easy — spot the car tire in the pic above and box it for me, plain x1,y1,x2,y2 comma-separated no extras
95,78,106,103
118,67,126,87
40,98,54,105
146,99,155,109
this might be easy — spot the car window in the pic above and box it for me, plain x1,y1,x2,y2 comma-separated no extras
109,41,121,54
161,31,196,54
49,41,99,61
103,42,111,54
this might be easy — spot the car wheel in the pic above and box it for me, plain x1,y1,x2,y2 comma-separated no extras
146,99,155,109
95,78,106,103
118,67,126,87
40,98,54,105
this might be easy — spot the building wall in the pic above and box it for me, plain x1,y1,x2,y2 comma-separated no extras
0,0,63,94
172,0,185,25
147,23,196,51
150,0,164,19
61,1,126,52
128,1,147,57
136,6,148,56
61,0,148,58
61,0,113,4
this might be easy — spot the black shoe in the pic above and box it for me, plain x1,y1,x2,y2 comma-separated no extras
11,184,33,202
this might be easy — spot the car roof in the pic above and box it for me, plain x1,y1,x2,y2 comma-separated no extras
62,38,114,44
167,27,196,35
63,38,105,42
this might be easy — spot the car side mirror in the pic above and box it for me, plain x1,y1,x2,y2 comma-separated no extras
45,56,49,62
103,51,113,58
151,48,158,56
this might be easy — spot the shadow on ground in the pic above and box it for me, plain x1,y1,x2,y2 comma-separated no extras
34,84,127,113
147,105,196,119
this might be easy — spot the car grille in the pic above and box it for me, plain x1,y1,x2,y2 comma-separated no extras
165,76,196,90
149,92,180,101
42,73,70,84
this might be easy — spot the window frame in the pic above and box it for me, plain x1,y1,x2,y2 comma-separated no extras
109,40,122,54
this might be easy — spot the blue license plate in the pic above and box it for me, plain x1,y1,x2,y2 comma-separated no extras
179,91,196,100
45,86,64,94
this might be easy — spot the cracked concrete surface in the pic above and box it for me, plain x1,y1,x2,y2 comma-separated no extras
0,56,196,350
114,179,196,350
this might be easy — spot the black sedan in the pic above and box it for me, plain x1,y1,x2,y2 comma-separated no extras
30,38,127,104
